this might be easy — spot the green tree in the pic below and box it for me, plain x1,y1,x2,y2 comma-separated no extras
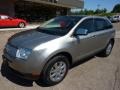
95,9,101,14
112,4,120,13
87,10,94,15
103,8,107,13
94,8,107,14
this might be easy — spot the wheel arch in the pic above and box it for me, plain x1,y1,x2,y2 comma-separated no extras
47,52,73,66
110,38,115,45
41,51,73,75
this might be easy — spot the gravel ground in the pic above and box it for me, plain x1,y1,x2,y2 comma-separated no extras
0,23,120,90
113,22,120,31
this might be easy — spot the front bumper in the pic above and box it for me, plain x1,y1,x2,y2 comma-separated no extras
2,55,40,80
3,43,48,79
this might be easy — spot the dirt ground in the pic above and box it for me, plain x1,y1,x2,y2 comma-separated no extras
0,23,120,90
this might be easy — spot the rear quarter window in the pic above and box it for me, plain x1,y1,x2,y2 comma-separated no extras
95,18,113,31
104,19,113,29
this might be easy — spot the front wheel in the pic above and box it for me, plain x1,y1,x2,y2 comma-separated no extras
18,22,25,28
41,55,70,86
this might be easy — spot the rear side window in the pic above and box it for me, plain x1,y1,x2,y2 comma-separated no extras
76,18,94,33
94,18,113,31
104,19,113,29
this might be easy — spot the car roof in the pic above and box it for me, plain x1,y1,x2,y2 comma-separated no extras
66,15,87,19
58,15,86,19
58,15,109,22
64,15,105,19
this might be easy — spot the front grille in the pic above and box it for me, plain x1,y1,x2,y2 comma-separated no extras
5,44,17,57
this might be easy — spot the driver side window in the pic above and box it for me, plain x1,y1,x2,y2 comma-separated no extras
1,15,9,20
75,18,95,33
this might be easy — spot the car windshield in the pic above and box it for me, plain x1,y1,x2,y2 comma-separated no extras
37,16,83,36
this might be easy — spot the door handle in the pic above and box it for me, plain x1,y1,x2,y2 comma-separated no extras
91,35,96,38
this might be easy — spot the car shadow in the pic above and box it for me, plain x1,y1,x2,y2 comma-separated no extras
70,56,95,69
35,79,55,87
36,56,96,87
1,56,95,87
0,27,18,29
0,62,33,87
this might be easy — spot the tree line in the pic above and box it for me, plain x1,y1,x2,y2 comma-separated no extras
70,4,120,16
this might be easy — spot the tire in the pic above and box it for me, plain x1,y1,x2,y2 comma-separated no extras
99,41,114,57
18,22,25,28
41,55,70,86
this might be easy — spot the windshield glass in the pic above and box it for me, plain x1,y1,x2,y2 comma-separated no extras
37,16,83,36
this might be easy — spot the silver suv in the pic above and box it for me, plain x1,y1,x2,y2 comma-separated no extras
3,16,115,85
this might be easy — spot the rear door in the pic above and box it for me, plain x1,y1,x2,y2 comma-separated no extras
94,18,113,50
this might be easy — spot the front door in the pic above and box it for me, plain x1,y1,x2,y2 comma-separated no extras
0,15,12,27
71,18,99,62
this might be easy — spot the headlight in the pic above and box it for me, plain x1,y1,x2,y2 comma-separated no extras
16,48,32,60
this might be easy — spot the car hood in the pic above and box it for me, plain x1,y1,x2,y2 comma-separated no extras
8,29,60,49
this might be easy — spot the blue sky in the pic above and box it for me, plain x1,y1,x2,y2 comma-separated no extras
71,0,120,12
84,0,120,12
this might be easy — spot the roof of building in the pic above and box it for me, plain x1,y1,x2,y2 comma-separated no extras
24,0,84,8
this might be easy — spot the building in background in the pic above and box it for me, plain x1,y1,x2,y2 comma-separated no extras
0,0,84,22
0,0,15,17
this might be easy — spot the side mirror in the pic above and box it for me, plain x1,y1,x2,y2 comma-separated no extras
74,28,88,36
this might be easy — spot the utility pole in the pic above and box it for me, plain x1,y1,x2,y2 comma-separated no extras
97,4,100,10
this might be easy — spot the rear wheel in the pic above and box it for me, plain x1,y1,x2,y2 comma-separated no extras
18,22,25,28
99,41,114,57
41,55,69,86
